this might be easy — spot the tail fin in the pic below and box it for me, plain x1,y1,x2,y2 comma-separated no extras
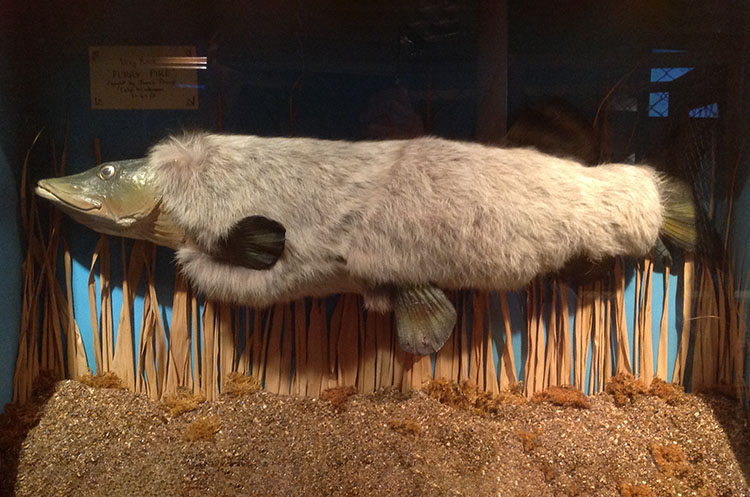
659,175,697,251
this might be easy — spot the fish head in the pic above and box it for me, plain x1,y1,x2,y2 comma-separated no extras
35,158,161,238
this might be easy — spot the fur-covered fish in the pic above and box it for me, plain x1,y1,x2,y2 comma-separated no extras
35,133,696,355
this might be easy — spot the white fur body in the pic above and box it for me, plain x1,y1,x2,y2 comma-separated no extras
147,133,664,311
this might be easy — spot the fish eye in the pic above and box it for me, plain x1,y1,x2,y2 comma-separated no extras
98,164,116,180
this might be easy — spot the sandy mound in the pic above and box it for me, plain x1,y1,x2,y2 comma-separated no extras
1,378,748,496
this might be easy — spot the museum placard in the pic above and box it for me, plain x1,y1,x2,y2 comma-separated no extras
89,46,203,110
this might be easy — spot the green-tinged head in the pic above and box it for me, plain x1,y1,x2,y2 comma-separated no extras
35,159,184,248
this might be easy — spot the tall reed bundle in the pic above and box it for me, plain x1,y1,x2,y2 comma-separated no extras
12,132,88,403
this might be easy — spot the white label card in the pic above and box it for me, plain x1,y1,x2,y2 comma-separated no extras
89,46,202,110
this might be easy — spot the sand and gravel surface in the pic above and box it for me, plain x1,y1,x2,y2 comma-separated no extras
1,377,748,497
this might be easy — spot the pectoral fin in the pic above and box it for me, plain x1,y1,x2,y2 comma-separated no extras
394,285,457,356
219,215,286,270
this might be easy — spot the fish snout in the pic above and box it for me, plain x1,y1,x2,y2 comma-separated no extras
35,178,102,211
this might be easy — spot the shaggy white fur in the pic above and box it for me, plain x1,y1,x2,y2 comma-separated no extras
146,133,665,311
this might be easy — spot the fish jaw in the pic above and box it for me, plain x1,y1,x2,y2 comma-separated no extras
36,178,102,211
35,175,127,236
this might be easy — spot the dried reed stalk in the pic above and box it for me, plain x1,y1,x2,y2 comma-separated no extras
581,285,594,394
251,307,264,380
574,285,594,393
13,132,90,403
12,251,35,403
237,307,251,376
279,304,294,395
715,271,729,385
152,251,169,398
375,310,395,389
210,301,223,399
543,283,559,389
458,292,469,383
588,280,606,393
218,303,235,393
726,269,747,398
336,294,360,388
63,239,88,378
613,258,632,374
434,292,458,381
394,328,408,392
292,300,309,395
38,142,67,379
13,238,45,403
572,286,583,390
473,292,491,389
190,292,200,393
469,291,485,386
484,295,500,394
525,282,546,395
86,237,106,373
166,272,191,392
498,292,517,389
587,283,598,393
112,239,144,390
655,262,670,380
673,255,694,384
735,273,748,399
603,290,612,386
137,257,159,399
100,238,114,370
358,305,377,393
304,299,327,397
638,258,654,386
413,352,433,390
263,304,283,394
691,264,719,390
557,283,572,386
201,301,218,401
632,262,642,377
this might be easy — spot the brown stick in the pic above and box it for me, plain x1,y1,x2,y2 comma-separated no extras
614,258,632,374
673,255,694,384
558,282,572,387
639,257,654,386
337,294,360,387
498,292,517,390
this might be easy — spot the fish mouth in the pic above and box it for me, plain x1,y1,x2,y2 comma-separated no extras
35,179,102,211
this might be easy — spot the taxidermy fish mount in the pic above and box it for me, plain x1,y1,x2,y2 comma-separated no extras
36,133,696,356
